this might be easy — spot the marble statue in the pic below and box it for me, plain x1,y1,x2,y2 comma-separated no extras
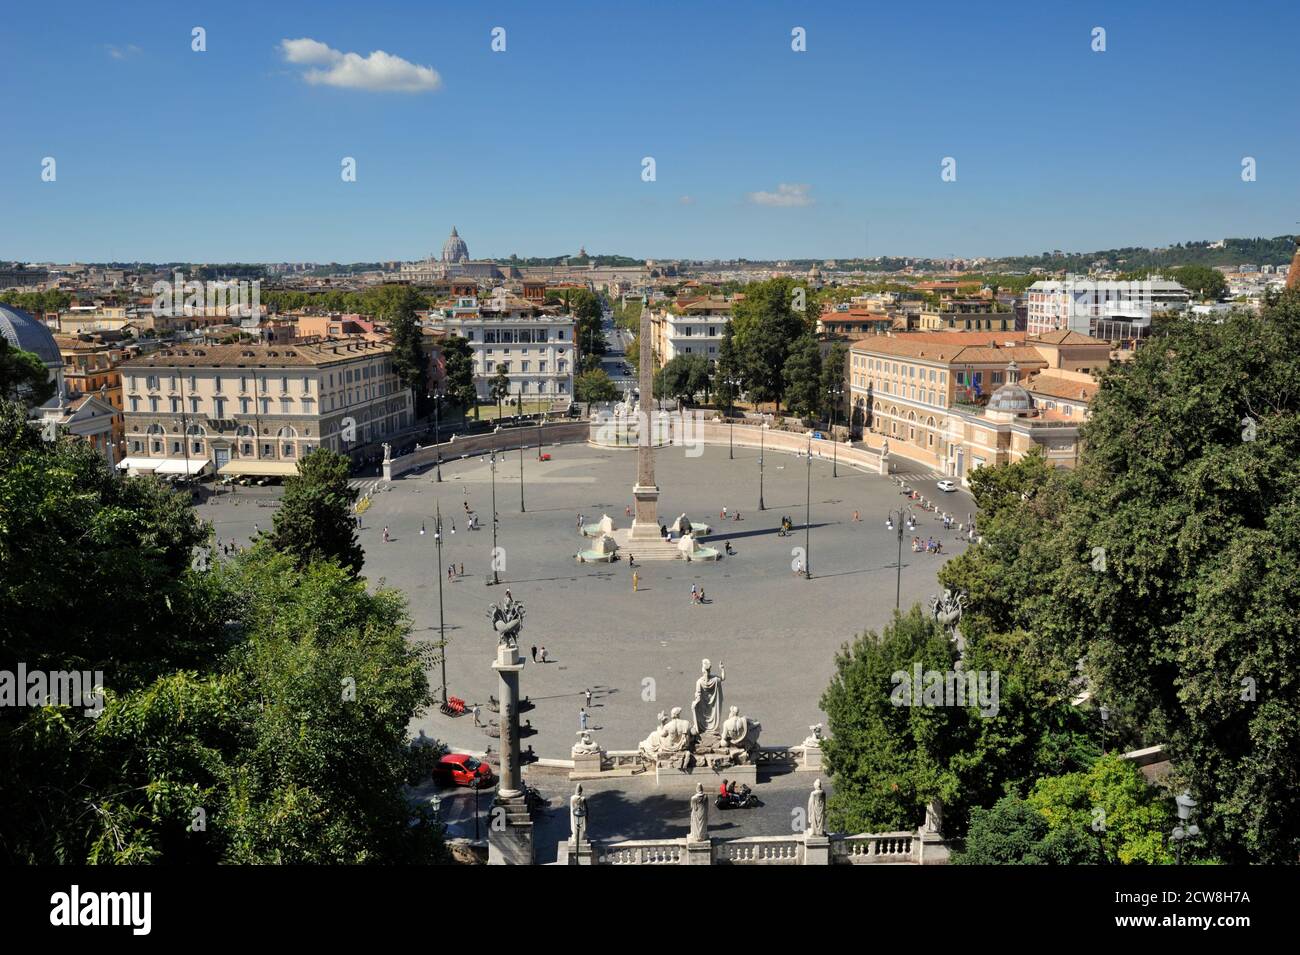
690,659,725,734
382,442,391,463
689,784,708,843
880,439,890,456
924,797,944,835
487,598,526,647
572,730,600,756
720,705,762,760
570,784,588,845
807,778,826,837
929,589,966,632
638,706,695,769
675,513,692,536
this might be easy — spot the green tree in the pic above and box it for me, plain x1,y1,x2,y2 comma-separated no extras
819,608,969,834
568,288,605,371
266,448,363,576
939,293,1300,863
1169,264,1228,301
730,278,805,411
382,286,429,417
0,335,56,408
488,363,511,418
1027,755,1174,864
440,336,478,419
654,354,711,407
820,342,848,425
714,322,741,413
575,368,619,404
954,794,1105,865
782,333,822,418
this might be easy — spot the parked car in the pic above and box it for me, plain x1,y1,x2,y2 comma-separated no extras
433,753,495,787
937,479,958,493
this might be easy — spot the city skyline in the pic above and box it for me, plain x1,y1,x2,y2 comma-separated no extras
3,0,1297,263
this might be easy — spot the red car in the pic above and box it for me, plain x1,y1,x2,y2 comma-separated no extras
433,753,495,787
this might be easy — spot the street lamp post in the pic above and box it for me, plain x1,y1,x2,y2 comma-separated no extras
725,376,742,460
758,421,766,511
1172,792,1200,864
432,393,444,483
1100,705,1110,756
434,503,447,703
489,450,500,585
803,433,812,578
826,384,843,478
886,507,917,610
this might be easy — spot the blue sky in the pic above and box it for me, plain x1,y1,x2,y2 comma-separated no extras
2,0,1296,262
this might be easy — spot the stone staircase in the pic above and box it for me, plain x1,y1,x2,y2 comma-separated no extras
494,791,532,825
620,536,683,561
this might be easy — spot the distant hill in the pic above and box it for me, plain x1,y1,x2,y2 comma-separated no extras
986,236,1296,273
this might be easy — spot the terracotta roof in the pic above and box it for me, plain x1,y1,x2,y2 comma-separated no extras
1025,372,1098,402
120,340,393,369
1028,330,1107,346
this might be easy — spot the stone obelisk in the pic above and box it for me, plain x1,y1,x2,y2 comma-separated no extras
629,299,661,540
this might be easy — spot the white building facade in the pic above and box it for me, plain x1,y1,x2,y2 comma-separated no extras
432,294,576,400
1026,276,1189,341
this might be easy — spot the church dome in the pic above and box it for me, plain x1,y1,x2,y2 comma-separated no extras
0,303,61,368
987,360,1033,415
441,226,469,264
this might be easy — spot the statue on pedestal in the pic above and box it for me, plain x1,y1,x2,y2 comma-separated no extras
487,597,526,648
382,442,391,463
924,797,944,836
719,705,762,763
638,706,695,769
807,778,826,837
569,784,588,845
690,658,725,734
689,784,708,843
572,730,600,756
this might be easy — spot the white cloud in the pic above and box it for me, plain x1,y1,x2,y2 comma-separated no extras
746,183,814,208
106,44,142,60
678,195,696,205
278,38,441,93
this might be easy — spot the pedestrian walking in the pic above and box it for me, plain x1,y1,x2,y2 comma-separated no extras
451,519,456,534
579,708,588,731
383,526,390,543
721,506,728,520
539,646,548,663
690,583,698,603
852,510,861,522
458,563,464,577
628,553,635,567
584,688,593,708
530,645,538,662
420,522,426,536
447,565,453,581
472,704,482,727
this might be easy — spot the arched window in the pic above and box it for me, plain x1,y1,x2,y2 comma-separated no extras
277,426,298,458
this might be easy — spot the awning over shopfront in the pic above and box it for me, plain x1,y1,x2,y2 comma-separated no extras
116,456,160,472
218,459,299,477
154,457,211,476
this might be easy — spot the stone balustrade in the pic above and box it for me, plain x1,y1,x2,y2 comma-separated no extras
566,828,931,866
384,420,589,479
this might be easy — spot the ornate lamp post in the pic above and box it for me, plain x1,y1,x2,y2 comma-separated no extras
431,392,445,482
724,376,743,460
1172,793,1200,864
826,383,843,478
886,506,917,609
1100,705,1110,756
490,451,500,585
803,432,812,578
434,503,448,702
